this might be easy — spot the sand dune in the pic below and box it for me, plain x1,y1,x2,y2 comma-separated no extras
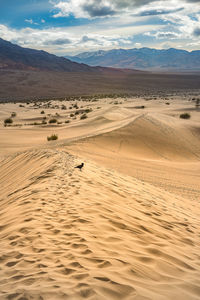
0,96,200,299
0,149,200,300
69,112,200,161
67,111,200,200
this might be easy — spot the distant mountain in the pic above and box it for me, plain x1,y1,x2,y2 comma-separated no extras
0,38,96,72
66,48,200,71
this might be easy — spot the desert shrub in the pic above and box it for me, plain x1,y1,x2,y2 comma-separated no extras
19,104,24,107
49,118,57,124
84,108,92,113
195,98,200,108
65,120,70,123
80,113,88,120
135,105,145,109
57,122,62,124
47,134,58,141
41,110,45,114
42,120,47,124
61,105,67,110
4,118,13,125
70,113,74,117
165,102,170,105
75,111,80,115
180,113,191,119
11,112,16,117
73,103,79,109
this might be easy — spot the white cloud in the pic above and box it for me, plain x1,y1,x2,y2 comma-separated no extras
145,31,181,39
1,0,200,54
25,19,38,25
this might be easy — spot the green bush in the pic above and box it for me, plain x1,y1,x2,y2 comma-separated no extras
180,113,191,119
49,118,57,124
47,134,58,141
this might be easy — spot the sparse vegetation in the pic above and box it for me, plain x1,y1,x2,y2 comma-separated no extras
195,98,200,108
180,113,191,119
4,118,13,125
47,134,58,141
65,120,70,123
11,112,17,117
84,108,92,113
80,113,88,120
70,113,74,117
49,118,57,124
41,110,45,114
135,105,145,109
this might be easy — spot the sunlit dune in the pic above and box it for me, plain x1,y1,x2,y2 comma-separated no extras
0,95,200,299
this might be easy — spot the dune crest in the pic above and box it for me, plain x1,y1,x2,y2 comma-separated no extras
0,149,200,300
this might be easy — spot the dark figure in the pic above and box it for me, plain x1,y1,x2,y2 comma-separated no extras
75,163,84,171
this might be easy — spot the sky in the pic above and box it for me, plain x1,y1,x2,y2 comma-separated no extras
0,0,200,56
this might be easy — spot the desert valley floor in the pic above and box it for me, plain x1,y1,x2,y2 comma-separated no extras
0,94,200,300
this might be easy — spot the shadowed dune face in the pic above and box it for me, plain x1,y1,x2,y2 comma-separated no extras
0,149,200,300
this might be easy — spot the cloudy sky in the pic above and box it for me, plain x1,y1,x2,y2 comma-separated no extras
0,0,200,55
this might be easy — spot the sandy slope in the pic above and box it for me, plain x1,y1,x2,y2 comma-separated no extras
0,149,200,300
0,96,200,299
67,112,200,200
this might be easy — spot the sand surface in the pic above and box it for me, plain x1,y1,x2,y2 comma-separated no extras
0,95,200,299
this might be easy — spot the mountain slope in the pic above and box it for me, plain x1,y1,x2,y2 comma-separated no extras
66,48,200,71
0,38,96,72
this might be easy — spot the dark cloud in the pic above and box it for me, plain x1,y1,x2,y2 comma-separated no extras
81,35,97,43
139,7,183,16
80,0,158,18
193,27,200,36
44,38,71,45
82,2,115,17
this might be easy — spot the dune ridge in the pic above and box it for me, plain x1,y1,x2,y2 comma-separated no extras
0,149,200,300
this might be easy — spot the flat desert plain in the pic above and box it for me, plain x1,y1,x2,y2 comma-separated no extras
0,94,200,300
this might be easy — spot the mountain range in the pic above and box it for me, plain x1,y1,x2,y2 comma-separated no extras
0,38,98,72
1,38,200,101
66,48,200,71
